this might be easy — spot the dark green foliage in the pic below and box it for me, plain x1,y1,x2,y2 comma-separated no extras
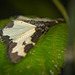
8,0,62,18
0,18,68,75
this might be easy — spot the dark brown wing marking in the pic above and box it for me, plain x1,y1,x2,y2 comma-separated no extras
31,29,42,43
0,29,3,36
23,18,64,27
1,36,12,45
6,42,23,63
6,21,14,28
24,44,33,53
22,41,26,45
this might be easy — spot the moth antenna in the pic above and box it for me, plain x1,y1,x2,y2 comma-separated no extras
56,18,64,23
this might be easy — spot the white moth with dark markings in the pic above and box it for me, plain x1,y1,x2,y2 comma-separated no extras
0,16,64,63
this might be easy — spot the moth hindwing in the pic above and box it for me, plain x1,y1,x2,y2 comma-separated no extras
0,16,64,63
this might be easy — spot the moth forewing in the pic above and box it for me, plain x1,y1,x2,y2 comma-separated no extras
0,16,64,63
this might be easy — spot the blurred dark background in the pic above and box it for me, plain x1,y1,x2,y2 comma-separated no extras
0,0,69,19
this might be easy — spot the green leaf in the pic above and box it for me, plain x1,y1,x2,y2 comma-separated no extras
52,0,69,24
0,18,68,75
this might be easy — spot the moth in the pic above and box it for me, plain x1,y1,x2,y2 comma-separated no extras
0,16,64,63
